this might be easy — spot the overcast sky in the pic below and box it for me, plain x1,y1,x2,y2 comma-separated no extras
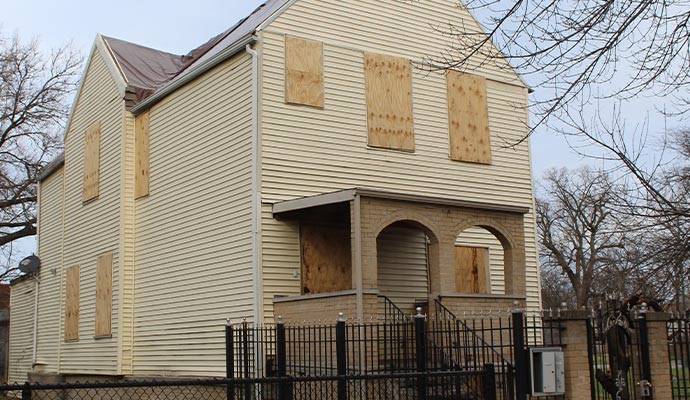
3,0,589,174
4,0,681,263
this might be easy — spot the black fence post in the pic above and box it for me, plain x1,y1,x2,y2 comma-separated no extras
276,316,291,400
484,364,497,400
21,381,31,400
226,320,235,400
638,305,653,400
415,307,427,400
512,309,528,400
242,319,251,400
336,312,347,400
585,317,598,400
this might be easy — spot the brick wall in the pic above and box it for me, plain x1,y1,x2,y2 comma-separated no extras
358,197,527,296
273,291,379,323
646,312,672,400
553,311,592,400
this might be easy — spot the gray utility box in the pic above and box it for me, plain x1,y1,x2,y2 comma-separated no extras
529,347,565,396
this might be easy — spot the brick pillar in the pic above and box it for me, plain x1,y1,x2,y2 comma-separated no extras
554,311,593,400
644,312,672,400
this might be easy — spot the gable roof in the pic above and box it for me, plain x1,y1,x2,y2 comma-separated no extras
102,36,186,103
102,0,290,109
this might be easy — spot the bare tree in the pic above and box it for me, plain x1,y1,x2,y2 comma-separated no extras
0,31,81,278
426,0,690,122
423,0,689,228
537,167,633,309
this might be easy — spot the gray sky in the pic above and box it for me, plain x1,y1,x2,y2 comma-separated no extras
3,0,586,175
6,0,673,260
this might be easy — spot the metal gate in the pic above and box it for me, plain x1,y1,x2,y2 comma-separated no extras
668,315,690,399
587,301,653,400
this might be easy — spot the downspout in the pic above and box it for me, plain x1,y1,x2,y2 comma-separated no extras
246,43,263,325
32,183,41,366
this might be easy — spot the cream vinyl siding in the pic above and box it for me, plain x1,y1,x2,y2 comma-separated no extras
377,226,429,314
262,206,301,319
60,49,122,374
260,0,539,314
35,168,65,371
267,0,520,84
8,280,35,383
456,227,505,295
133,54,254,377
119,111,135,374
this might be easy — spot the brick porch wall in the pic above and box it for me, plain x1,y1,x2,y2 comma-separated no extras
358,197,527,296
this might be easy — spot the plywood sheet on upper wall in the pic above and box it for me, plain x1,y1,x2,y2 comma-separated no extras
135,111,150,199
95,252,113,337
285,36,324,108
447,72,491,164
364,52,414,151
455,246,489,294
82,122,102,202
301,224,352,294
65,266,80,341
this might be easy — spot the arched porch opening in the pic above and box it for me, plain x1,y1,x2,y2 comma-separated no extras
376,220,439,314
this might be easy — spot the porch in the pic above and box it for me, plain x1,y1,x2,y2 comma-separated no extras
271,188,529,321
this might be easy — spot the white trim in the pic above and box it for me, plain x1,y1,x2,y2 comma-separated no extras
272,188,530,215
63,35,127,142
246,44,263,325
131,36,256,114
97,34,128,93
256,0,298,32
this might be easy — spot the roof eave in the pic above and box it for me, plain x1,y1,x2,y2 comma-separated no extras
37,153,65,182
131,34,257,115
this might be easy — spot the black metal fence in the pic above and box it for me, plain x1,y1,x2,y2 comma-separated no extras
7,308,565,400
587,304,657,400
228,314,497,400
668,315,690,399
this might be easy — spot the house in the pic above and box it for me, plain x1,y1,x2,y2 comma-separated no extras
8,0,541,383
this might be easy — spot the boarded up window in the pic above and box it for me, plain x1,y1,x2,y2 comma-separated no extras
65,266,80,341
82,122,102,202
135,111,150,199
285,36,324,108
364,52,414,151
301,225,352,294
455,246,489,294
95,252,113,337
447,72,491,164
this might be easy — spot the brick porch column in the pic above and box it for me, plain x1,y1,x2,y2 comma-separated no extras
555,311,593,400
644,312,672,400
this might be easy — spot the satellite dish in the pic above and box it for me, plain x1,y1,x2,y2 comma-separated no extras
18,255,41,275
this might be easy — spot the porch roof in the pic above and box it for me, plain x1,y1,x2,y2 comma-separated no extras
271,188,530,216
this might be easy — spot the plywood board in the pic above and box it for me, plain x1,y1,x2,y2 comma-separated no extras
300,224,352,294
364,52,414,151
447,72,491,164
65,266,80,341
95,252,113,337
455,247,489,294
82,122,102,202
285,36,324,108
135,111,150,199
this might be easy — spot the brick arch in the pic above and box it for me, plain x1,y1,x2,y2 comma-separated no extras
369,210,441,296
373,211,441,245
453,218,518,252
453,218,522,295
